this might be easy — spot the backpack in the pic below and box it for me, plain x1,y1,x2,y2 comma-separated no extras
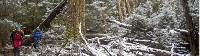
13,31,23,40
12,31,23,48
33,31,42,38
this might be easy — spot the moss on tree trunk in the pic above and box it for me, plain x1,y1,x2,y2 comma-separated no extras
65,0,85,43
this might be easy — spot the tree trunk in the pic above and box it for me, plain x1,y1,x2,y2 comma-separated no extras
117,0,123,22
117,0,132,22
64,0,86,43
125,0,131,15
37,0,67,30
181,0,198,56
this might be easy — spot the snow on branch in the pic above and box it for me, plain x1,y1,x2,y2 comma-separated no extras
122,43,182,55
79,22,107,56
153,28,189,35
174,29,190,36
85,45,107,56
174,29,189,33
107,20,132,28
85,33,108,39
133,39,159,44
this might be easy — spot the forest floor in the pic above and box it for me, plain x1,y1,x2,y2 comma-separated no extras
0,26,191,56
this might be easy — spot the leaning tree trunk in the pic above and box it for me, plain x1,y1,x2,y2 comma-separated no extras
182,0,198,56
37,0,67,31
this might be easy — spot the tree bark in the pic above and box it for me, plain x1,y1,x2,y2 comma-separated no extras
64,0,86,43
117,0,123,22
181,0,198,55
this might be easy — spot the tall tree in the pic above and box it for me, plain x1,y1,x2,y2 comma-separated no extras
117,0,135,22
64,0,86,44
182,0,199,55
117,0,124,22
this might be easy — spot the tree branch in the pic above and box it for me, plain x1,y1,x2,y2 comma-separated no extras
106,19,132,28
174,29,190,37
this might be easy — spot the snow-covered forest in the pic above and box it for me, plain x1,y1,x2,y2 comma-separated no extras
0,0,199,56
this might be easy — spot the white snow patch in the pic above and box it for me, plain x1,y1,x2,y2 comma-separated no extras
110,20,132,27
176,29,188,33
87,45,107,56
169,30,177,34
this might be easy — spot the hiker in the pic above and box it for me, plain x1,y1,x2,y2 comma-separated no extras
10,24,24,56
32,28,42,49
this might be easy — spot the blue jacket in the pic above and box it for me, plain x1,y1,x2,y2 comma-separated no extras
32,31,42,41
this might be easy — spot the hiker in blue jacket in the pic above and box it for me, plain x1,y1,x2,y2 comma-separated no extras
32,28,42,49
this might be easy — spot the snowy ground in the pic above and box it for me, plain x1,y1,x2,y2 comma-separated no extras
1,18,191,56
19,25,191,56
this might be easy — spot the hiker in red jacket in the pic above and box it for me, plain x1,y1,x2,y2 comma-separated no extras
10,25,24,56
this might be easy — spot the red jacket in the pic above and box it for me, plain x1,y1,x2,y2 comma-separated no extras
11,30,24,48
